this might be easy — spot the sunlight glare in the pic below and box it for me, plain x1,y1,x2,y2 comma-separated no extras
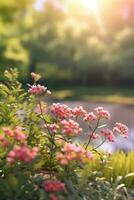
66,0,100,14
83,0,100,12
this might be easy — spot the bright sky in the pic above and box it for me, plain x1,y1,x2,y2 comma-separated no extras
34,0,46,10
35,0,100,14
65,0,100,12
34,0,105,34
34,0,62,10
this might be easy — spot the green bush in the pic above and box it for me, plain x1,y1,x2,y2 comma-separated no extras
0,68,132,200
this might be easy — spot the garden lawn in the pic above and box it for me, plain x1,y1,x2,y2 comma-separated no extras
52,86,134,105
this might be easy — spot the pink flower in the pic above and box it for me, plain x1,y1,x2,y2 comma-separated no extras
62,143,84,153
101,129,115,142
3,127,14,137
56,143,93,165
72,106,87,117
50,103,72,119
94,107,110,120
84,112,97,122
56,154,69,165
113,123,128,138
56,144,79,165
88,132,99,140
7,145,39,164
14,127,27,141
28,84,47,95
61,119,82,136
42,180,65,193
44,123,60,134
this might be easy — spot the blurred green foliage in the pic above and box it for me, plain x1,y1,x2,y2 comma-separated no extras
0,0,134,86
52,86,134,104
81,151,134,188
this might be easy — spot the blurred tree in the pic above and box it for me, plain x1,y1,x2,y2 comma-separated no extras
109,28,134,85
0,0,134,86
0,0,34,22
20,1,65,80
0,0,34,75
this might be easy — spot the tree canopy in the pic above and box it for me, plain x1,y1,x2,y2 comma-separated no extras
0,0,134,86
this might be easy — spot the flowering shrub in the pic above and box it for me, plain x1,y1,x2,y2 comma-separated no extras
0,68,131,200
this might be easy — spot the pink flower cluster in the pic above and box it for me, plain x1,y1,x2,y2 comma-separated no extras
0,127,39,164
49,104,129,144
51,103,72,119
14,127,27,141
3,127,14,137
88,132,99,140
101,129,115,142
28,84,48,95
0,127,27,148
44,123,60,134
61,119,82,136
50,103,111,122
56,143,93,165
84,112,97,122
7,145,38,164
94,107,110,120
3,127,27,141
72,106,87,117
43,180,65,193
113,122,128,138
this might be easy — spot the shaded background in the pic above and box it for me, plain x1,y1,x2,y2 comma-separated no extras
0,0,134,87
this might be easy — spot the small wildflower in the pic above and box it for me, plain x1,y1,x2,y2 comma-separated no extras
113,123,128,138
14,127,27,141
56,143,90,165
101,129,115,142
44,123,60,134
7,145,38,164
28,84,47,95
3,127,14,137
88,132,99,140
72,106,87,117
42,180,65,193
94,107,110,120
84,112,97,122
51,103,72,119
61,119,82,136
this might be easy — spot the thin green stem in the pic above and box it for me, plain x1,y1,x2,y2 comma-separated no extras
38,98,55,178
85,118,100,150
92,138,106,151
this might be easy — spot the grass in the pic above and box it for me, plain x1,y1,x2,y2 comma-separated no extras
81,151,134,188
52,86,134,105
